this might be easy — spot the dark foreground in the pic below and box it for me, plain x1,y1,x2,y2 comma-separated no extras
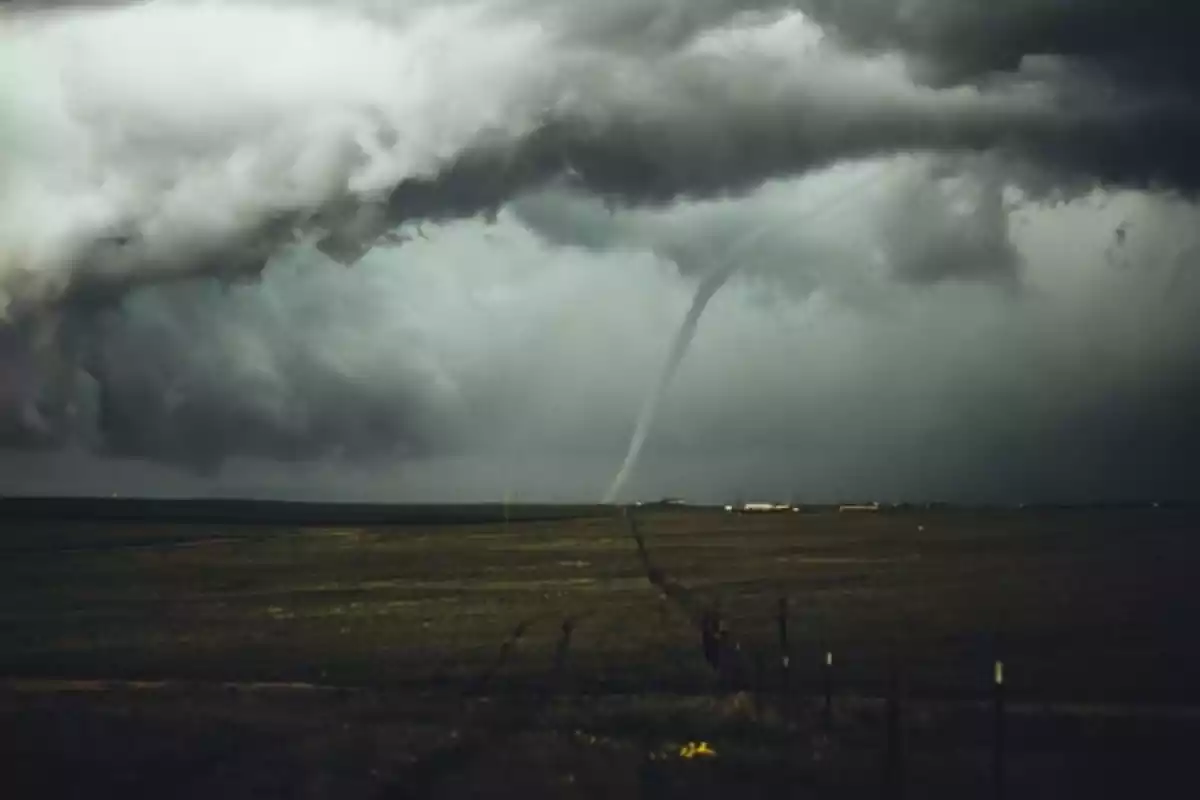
2,505,1199,798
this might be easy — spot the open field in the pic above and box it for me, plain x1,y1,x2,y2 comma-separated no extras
2,504,1199,797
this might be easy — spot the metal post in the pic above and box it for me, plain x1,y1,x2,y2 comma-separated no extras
994,659,1006,800
823,648,833,731
778,597,790,695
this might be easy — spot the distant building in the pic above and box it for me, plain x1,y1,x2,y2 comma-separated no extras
838,502,880,512
739,502,793,513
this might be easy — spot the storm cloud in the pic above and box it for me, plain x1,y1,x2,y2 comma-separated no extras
3,0,1200,501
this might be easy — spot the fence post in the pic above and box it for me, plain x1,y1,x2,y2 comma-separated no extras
823,648,834,731
777,597,790,696
550,618,576,697
994,659,1006,800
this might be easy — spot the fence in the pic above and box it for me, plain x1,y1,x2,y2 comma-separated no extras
393,510,1019,800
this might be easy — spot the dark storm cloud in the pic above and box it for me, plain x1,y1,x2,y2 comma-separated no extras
5,0,1200,499
798,0,1200,84
799,0,1200,192
7,0,1200,318
294,0,1200,216
513,154,1022,289
316,87,1189,281
72,261,467,471
876,159,1021,286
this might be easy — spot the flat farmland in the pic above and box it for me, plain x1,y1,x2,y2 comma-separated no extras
2,507,1197,700
2,505,1199,798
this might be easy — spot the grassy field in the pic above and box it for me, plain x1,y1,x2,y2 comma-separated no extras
2,505,1199,797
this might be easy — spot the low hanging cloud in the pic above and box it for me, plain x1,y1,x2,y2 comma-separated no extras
8,158,1200,501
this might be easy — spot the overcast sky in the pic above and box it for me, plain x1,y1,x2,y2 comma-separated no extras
2,0,1200,502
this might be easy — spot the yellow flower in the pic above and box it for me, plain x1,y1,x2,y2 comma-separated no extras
678,741,717,759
